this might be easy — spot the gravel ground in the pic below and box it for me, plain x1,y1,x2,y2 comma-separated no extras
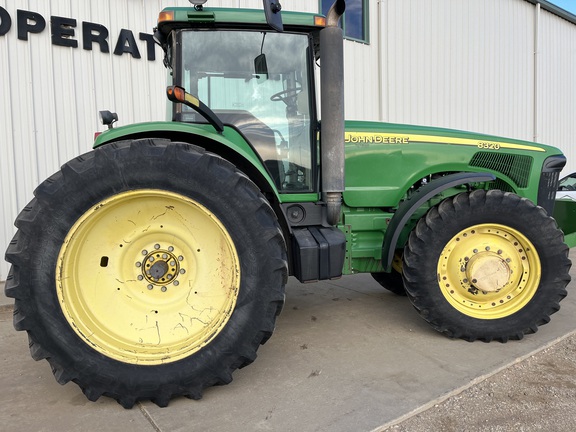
383,332,576,432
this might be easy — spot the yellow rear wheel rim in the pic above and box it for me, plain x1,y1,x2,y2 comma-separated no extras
56,189,240,365
438,224,540,320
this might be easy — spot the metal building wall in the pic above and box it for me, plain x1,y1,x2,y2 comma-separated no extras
380,0,536,137
537,7,576,173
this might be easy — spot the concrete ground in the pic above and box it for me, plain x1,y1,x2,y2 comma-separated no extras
1,250,575,432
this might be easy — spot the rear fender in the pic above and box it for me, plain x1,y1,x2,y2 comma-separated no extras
93,121,279,196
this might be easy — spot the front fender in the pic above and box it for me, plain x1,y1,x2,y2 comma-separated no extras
94,121,278,197
381,172,496,271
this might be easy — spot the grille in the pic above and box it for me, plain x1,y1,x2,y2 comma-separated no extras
469,152,533,188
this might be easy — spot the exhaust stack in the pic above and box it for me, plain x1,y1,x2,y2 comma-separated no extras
320,0,346,225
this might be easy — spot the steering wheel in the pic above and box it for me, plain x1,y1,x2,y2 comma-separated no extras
270,86,303,103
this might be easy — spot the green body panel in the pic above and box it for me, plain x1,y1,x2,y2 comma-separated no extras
340,120,568,274
343,120,560,208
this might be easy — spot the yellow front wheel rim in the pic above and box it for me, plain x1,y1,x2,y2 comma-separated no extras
438,224,540,320
56,189,240,365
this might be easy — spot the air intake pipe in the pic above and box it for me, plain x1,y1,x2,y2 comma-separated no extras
320,0,345,225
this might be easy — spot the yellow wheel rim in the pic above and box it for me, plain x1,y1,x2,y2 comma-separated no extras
438,224,540,320
56,190,240,365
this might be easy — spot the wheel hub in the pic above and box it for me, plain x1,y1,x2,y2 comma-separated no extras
138,245,185,290
466,252,511,293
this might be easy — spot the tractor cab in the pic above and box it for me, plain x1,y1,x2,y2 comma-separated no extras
156,7,328,193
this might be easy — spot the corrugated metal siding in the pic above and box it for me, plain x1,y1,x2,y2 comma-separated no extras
382,0,535,139
1,0,576,279
342,1,380,121
537,9,576,173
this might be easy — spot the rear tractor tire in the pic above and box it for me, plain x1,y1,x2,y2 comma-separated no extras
403,189,571,342
5,139,287,407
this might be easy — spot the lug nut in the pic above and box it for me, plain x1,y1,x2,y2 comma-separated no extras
161,287,167,292
147,284,154,290
154,244,160,249
173,280,180,286
168,246,174,252
142,250,148,256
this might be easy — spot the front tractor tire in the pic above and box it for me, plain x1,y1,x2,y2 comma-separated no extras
403,189,571,342
5,139,287,408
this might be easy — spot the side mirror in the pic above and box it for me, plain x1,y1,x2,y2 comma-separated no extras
254,53,269,79
263,0,283,32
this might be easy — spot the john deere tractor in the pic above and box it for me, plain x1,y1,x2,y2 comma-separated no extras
5,0,574,408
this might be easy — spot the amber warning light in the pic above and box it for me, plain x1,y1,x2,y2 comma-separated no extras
314,16,326,27
158,11,175,24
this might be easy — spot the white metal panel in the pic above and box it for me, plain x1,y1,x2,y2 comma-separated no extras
537,9,576,175
342,0,381,121
382,0,535,138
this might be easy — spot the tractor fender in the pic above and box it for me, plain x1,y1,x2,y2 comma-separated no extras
381,172,496,271
93,121,279,197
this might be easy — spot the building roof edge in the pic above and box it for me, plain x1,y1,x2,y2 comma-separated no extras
524,0,576,25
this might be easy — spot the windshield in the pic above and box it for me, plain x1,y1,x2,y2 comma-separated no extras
178,30,315,192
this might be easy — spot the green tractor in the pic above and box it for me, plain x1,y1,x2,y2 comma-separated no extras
5,0,574,408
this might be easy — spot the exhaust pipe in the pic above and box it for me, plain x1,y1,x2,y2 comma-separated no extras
320,0,346,225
